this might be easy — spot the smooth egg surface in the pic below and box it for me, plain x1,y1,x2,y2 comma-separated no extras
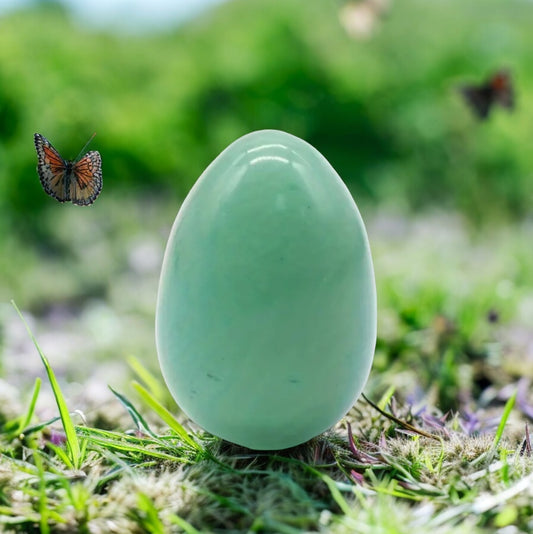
156,129,376,450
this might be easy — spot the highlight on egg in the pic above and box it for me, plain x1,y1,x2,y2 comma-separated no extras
156,129,376,450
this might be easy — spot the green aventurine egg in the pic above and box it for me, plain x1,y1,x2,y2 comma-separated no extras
156,130,376,450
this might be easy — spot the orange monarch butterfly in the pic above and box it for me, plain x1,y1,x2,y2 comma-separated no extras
34,133,102,206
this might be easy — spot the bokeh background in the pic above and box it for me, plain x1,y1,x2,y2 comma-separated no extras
1,0,532,418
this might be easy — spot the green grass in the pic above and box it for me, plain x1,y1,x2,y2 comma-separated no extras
2,310,532,531
12,302,83,472
1,347,531,532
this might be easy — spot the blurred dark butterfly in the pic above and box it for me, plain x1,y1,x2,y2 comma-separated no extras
459,70,514,120
34,133,102,206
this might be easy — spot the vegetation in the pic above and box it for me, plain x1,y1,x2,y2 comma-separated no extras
1,0,533,230
1,302,532,533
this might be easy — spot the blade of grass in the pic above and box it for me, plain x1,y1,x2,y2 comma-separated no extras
168,514,201,534
492,389,517,450
471,471,533,514
128,356,167,402
32,447,50,534
12,300,81,470
377,386,396,411
21,416,62,437
361,393,439,440
46,442,74,470
109,385,156,437
91,439,184,462
0,507,41,525
3,378,41,439
471,389,517,468
76,426,194,463
309,469,352,515
136,493,166,534
14,378,41,436
132,381,202,451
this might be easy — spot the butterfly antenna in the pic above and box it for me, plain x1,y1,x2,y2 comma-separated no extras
74,132,97,162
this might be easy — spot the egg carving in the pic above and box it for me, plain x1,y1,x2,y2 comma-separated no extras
156,129,376,450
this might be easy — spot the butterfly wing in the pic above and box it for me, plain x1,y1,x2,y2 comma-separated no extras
71,151,102,206
34,133,70,202
460,85,493,119
490,70,514,110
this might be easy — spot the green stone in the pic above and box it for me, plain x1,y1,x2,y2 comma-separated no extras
156,129,376,450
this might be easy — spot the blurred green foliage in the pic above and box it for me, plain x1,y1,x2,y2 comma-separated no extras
0,0,532,233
